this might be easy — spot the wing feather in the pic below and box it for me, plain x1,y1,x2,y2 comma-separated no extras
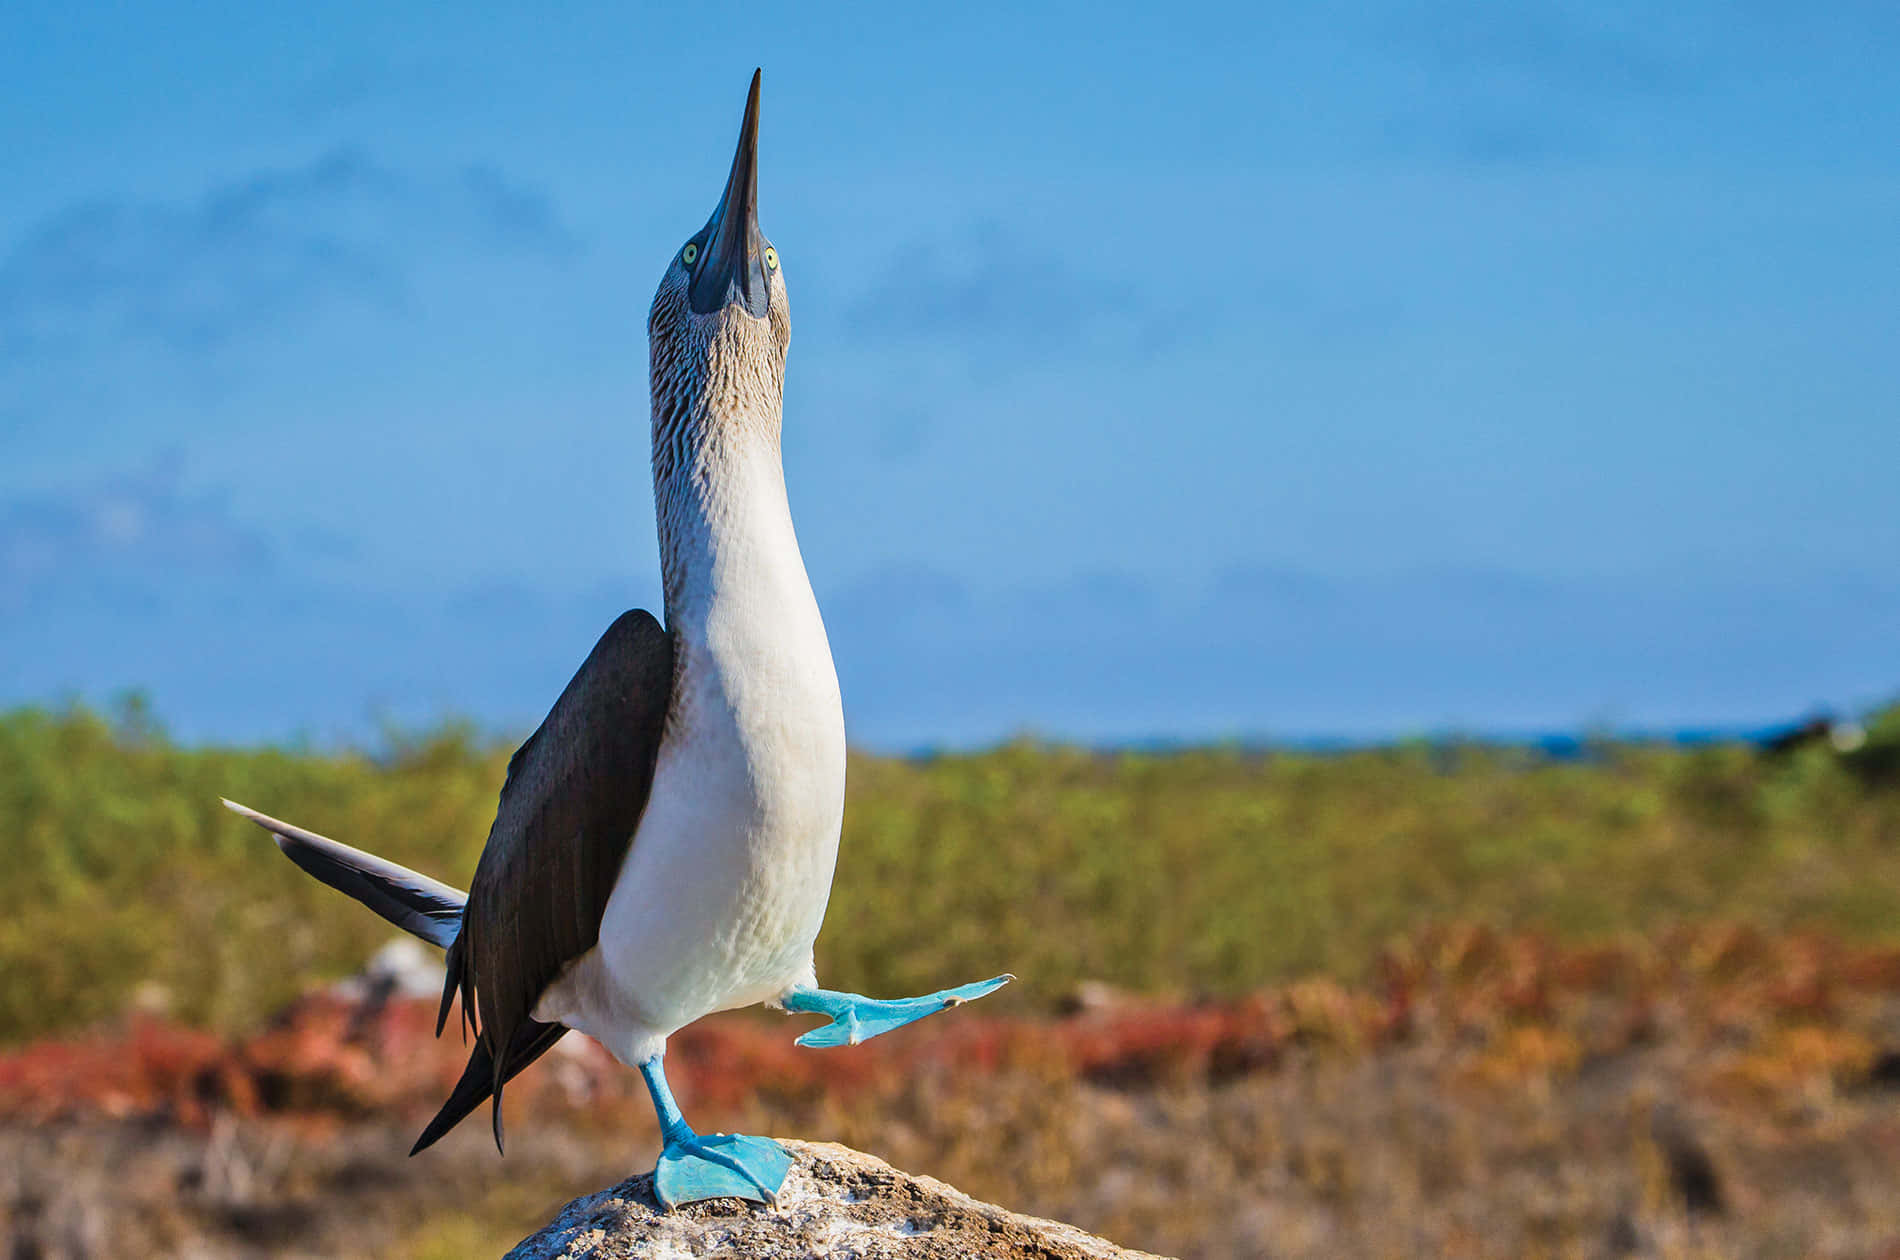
437,608,673,1145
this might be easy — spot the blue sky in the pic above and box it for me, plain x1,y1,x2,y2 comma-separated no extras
2,2,1895,748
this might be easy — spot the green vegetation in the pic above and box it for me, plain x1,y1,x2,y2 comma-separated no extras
2,698,1898,1044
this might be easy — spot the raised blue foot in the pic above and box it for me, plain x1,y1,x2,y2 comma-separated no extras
639,1053,790,1209
781,975,1013,1048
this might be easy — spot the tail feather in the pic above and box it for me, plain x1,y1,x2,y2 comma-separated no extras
226,796,561,1155
223,799,465,948
410,1020,567,1155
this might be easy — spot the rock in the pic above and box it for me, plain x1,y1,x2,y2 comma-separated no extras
509,1139,1167,1259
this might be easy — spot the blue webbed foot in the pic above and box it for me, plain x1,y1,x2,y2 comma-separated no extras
637,1053,789,1210
781,974,1013,1048
653,1131,791,1210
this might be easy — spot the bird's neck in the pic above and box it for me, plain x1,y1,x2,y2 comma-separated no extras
652,403,800,633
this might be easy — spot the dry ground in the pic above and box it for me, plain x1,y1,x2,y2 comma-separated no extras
5,925,1899,1259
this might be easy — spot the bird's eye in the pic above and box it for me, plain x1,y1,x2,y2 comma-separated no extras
763,246,778,271
681,242,699,266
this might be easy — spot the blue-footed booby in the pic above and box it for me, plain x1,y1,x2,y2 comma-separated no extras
223,70,1008,1210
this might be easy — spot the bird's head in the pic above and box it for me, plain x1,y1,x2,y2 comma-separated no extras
649,70,789,429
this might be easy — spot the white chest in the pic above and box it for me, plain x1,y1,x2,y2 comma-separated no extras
590,437,847,1032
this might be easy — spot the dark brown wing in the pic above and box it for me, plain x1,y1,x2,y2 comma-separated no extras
436,608,673,1148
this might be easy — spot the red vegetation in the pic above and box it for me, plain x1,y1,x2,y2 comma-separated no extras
7,925,1898,1139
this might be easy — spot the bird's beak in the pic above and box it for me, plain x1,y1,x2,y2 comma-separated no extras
689,70,768,318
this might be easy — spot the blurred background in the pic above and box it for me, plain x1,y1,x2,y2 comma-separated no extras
2,4,1897,1258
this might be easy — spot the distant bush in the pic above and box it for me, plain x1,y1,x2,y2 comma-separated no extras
2,699,1898,1044
1843,700,1900,786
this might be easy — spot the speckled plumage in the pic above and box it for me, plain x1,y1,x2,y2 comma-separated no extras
648,250,792,618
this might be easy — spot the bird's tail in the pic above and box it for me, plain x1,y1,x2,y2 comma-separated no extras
410,1019,566,1155
224,798,570,1155
222,799,465,948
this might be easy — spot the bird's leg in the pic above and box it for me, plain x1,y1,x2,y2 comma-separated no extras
638,1052,790,1210
779,975,1013,1048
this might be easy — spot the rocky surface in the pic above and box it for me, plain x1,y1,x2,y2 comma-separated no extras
509,1140,1167,1259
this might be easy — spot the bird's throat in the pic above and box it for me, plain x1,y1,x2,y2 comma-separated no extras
653,417,797,634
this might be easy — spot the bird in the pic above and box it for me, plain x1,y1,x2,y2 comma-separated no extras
222,69,1008,1210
